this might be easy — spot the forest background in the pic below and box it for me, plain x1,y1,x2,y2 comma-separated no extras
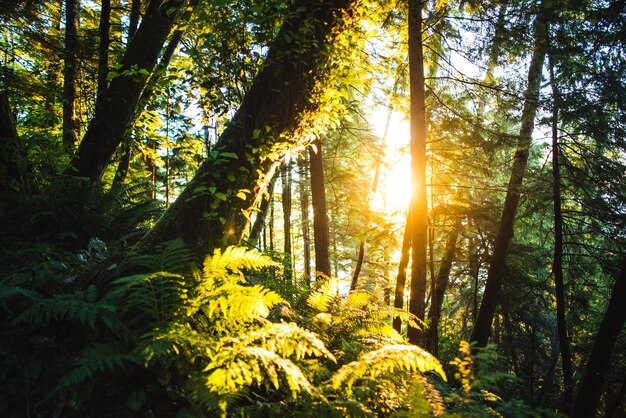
0,0,624,416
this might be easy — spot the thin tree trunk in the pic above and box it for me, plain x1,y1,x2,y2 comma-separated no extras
281,160,293,282
96,0,111,112
68,0,186,181
572,257,626,418
249,174,276,245
62,0,79,150
407,0,428,347
269,202,274,251
298,154,312,285
128,0,141,41
0,93,25,192
549,56,573,412
138,0,357,258
309,138,332,279
350,241,365,291
469,233,481,324
426,217,461,355
393,208,412,333
470,0,549,348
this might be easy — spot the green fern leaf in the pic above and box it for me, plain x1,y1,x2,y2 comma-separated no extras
330,344,447,394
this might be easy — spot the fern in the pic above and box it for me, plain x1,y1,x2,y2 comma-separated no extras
306,277,339,312
203,246,278,281
124,238,194,273
330,344,447,395
14,284,117,330
58,342,142,388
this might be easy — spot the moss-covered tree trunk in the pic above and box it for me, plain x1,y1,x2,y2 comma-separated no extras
470,0,549,348
138,0,357,258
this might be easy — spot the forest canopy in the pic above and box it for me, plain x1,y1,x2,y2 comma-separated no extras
0,0,624,416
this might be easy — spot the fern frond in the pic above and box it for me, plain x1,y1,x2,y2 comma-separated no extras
345,292,376,309
203,246,278,281
189,284,284,328
0,284,41,304
141,322,212,364
354,324,404,343
330,345,447,394
58,343,142,388
15,284,116,329
127,238,194,273
236,322,336,362
205,346,315,397
306,277,339,312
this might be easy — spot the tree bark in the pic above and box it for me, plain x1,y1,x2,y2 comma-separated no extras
128,0,141,41
572,257,626,418
62,0,79,150
281,160,293,282
470,0,549,348
426,217,461,355
350,241,365,291
298,154,312,285
549,56,573,412
393,208,412,333
137,0,357,258
0,92,24,192
68,0,186,182
96,0,111,112
309,138,332,279
407,0,428,347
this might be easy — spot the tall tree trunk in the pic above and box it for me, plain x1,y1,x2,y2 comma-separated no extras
407,0,428,347
0,93,24,192
470,0,549,348
68,0,186,182
426,217,461,355
549,57,573,412
393,208,412,333
248,174,276,245
281,160,293,282
62,0,79,150
128,0,141,41
96,0,111,112
309,138,332,279
298,154,312,285
111,22,188,191
572,257,626,418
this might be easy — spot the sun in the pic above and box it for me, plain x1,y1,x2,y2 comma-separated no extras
369,107,411,212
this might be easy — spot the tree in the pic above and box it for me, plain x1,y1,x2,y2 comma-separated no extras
549,55,573,411
281,160,293,282
309,138,332,279
407,0,428,347
62,0,79,149
470,0,549,348
139,0,359,258
68,0,187,181
572,256,626,418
